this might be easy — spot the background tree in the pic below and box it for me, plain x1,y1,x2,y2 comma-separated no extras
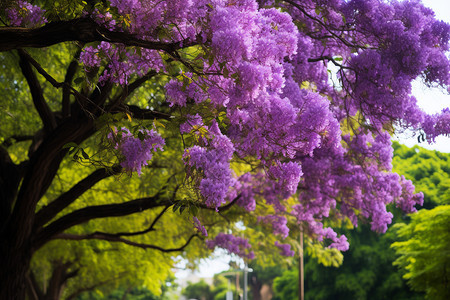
248,263,284,300
392,206,450,300
390,142,450,300
1,0,449,299
183,279,214,300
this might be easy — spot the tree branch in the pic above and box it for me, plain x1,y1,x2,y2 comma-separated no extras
1,135,33,147
34,165,122,228
18,49,57,132
18,49,63,88
26,271,43,300
0,18,198,52
17,49,91,115
63,48,82,118
54,232,200,252
127,70,159,96
88,80,114,114
109,70,158,110
33,196,172,250
307,56,353,70
283,0,376,50
126,105,173,120
99,205,171,238
197,194,241,213
65,273,128,300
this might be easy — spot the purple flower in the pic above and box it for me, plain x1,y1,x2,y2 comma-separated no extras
110,128,165,175
193,217,208,236
6,1,47,27
275,241,295,257
206,233,254,260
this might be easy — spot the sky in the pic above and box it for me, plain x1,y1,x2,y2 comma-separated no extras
176,0,450,281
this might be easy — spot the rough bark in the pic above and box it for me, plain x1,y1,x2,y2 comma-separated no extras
0,230,32,300
0,116,94,299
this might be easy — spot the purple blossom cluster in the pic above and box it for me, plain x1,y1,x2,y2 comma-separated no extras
193,217,208,236
258,215,289,238
422,108,450,142
22,0,450,258
180,114,204,134
184,120,235,209
274,241,295,257
90,9,117,31
110,128,165,175
79,42,163,85
230,173,257,211
206,233,255,260
6,0,47,27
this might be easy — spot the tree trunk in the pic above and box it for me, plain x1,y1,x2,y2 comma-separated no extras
250,279,262,300
43,262,77,300
0,118,93,299
0,238,32,300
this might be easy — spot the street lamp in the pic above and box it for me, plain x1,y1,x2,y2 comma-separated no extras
243,264,253,300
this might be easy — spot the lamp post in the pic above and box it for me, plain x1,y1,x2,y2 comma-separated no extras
243,264,253,300
299,229,304,300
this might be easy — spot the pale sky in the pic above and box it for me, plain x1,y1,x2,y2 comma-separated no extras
176,0,450,281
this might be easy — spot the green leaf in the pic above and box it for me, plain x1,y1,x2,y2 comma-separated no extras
62,142,78,149
172,202,181,212
189,205,199,216
81,149,89,160
137,131,145,141
73,77,84,85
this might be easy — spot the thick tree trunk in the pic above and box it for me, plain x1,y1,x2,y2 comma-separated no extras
0,236,32,300
0,118,93,299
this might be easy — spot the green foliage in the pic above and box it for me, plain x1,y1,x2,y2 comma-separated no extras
392,142,450,207
272,269,298,300
392,205,450,300
391,143,450,299
301,224,421,300
30,149,207,297
182,275,240,300
76,285,169,300
183,280,214,300
269,223,421,300
249,263,283,285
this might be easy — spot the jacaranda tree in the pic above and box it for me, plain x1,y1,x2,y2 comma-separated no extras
1,0,449,298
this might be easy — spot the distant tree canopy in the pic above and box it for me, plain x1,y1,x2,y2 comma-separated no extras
390,143,450,299
392,205,450,300
392,142,450,208
1,1,449,299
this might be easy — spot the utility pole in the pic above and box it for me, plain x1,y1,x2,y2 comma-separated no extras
243,264,253,300
299,229,304,300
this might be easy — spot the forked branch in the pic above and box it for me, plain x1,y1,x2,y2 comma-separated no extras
33,196,172,250
54,232,200,252
18,49,56,132
34,165,122,228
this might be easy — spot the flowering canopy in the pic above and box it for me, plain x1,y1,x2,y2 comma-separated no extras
4,0,449,259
